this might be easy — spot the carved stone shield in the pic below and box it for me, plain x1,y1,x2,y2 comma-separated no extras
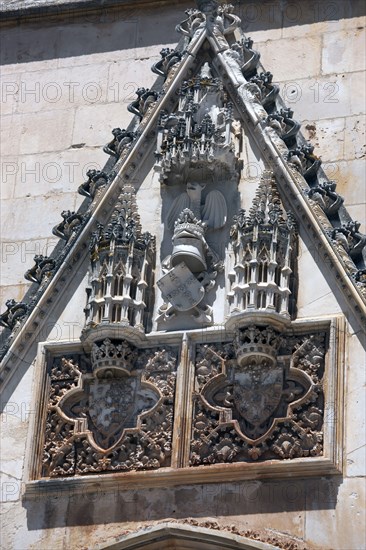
157,262,204,311
233,361,283,428
88,377,137,449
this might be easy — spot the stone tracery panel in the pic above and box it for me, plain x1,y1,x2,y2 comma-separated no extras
42,341,177,477
190,327,326,466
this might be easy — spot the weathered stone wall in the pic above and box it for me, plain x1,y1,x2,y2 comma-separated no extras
1,1,365,549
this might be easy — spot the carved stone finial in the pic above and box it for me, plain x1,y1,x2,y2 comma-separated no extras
228,172,297,321
85,185,155,333
246,171,288,227
89,185,146,254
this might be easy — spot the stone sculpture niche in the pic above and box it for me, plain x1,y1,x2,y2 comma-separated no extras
157,175,227,325
155,61,242,328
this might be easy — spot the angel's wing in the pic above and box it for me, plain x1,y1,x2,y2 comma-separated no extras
167,192,190,231
202,190,227,229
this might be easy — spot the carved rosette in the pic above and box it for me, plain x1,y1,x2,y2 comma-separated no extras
42,341,177,477
190,328,326,465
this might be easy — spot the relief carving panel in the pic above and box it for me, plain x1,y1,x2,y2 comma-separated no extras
42,341,177,477
190,327,326,465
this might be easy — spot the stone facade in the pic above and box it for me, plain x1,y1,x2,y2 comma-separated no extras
0,1,365,549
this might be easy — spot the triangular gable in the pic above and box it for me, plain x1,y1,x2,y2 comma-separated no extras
0,0,365,391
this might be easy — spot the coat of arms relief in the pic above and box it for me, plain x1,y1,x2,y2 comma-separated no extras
190,327,325,465
42,341,177,477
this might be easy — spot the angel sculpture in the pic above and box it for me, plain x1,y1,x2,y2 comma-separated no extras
167,181,227,233
157,181,226,325
164,180,226,280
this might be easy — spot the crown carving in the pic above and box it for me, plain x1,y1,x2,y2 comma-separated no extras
234,325,282,366
173,209,206,238
91,338,138,375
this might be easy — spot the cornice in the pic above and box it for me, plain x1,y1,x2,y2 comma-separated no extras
0,0,190,25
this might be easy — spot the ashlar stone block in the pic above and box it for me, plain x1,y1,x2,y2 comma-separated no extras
72,102,133,147
344,115,366,161
18,109,75,155
322,28,366,75
255,36,322,82
302,117,345,162
16,63,110,114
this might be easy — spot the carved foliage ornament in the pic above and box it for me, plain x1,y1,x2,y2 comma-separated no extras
42,341,177,477
24,254,56,285
0,299,28,330
190,327,325,465
151,48,183,78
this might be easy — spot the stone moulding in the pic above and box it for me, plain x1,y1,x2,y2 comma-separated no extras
24,316,344,499
97,522,281,550
0,0,176,24
23,454,342,499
